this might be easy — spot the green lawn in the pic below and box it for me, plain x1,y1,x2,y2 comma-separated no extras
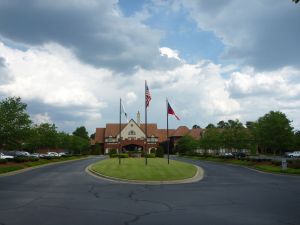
0,165,25,174
91,158,197,181
181,155,300,175
254,165,300,175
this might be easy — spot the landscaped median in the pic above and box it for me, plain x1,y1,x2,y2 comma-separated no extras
88,158,203,184
0,155,88,175
180,155,300,175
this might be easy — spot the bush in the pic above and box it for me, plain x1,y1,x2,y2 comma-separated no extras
110,153,129,158
271,160,281,166
14,156,39,163
43,156,60,160
14,157,30,163
110,154,118,158
0,159,7,164
108,149,117,156
119,153,129,158
145,153,156,158
155,147,164,158
287,160,300,169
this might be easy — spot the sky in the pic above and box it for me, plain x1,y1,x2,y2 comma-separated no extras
0,0,300,134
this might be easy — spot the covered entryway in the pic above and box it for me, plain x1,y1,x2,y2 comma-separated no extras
122,144,143,152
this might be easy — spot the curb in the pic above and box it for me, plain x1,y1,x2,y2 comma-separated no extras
86,163,204,185
0,156,91,177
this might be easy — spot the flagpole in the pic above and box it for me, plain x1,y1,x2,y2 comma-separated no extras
119,98,121,165
167,98,170,165
145,81,148,165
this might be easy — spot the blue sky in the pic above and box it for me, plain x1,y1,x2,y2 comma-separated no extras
0,0,300,134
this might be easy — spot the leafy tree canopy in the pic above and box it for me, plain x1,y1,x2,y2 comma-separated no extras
206,123,216,129
73,126,89,140
0,97,32,149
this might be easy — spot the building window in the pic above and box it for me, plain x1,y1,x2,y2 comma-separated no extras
128,130,136,135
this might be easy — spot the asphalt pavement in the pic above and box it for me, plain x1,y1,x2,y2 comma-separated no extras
0,156,299,225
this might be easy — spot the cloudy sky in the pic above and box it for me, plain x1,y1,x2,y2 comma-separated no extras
0,0,300,134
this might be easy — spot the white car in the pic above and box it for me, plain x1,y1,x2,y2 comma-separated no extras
47,152,59,157
0,152,14,159
287,151,300,158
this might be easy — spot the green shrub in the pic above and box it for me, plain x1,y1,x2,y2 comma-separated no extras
43,156,60,160
155,147,164,158
110,154,118,158
271,160,281,166
14,156,39,163
108,149,117,156
14,157,30,163
287,160,300,169
110,153,129,158
145,153,156,158
0,159,7,164
119,153,129,158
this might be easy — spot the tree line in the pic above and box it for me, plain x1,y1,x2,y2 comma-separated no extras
0,97,91,154
177,111,300,155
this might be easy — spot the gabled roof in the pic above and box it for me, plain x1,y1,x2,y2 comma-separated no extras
105,124,127,137
140,124,158,136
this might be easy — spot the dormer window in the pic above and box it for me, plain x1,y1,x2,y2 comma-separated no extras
128,130,136,135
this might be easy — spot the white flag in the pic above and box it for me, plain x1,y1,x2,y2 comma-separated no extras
121,100,128,122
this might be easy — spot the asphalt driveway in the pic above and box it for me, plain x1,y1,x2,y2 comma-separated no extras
0,156,299,225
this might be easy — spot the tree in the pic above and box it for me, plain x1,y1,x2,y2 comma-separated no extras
192,124,200,129
0,97,32,149
73,126,89,140
255,111,293,155
205,123,216,129
24,123,59,151
176,135,198,154
90,133,96,139
293,0,299,4
217,120,228,128
199,128,222,152
292,130,300,151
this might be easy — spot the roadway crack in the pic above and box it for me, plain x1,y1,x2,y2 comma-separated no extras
124,189,175,225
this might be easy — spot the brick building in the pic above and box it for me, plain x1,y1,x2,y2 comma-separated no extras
92,113,202,154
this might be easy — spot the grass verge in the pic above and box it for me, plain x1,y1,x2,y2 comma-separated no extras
91,158,197,181
0,156,87,174
181,155,300,175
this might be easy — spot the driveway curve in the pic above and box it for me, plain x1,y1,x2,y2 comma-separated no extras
0,156,299,225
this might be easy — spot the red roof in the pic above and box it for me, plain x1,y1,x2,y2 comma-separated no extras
93,121,202,144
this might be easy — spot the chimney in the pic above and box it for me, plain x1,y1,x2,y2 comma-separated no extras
137,111,141,127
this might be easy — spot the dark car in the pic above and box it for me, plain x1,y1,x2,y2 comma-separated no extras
232,152,247,158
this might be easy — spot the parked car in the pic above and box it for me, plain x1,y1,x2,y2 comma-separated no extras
232,152,247,158
30,153,40,158
47,152,59,157
222,152,234,158
58,152,67,157
0,152,14,159
286,151,300,158
15,151,31,157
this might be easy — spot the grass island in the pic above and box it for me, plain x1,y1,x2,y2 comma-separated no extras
90,158,198,181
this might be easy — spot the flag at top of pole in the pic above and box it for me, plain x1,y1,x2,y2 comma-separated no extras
145,81,152,108
120,99,128,122
167,99,180,120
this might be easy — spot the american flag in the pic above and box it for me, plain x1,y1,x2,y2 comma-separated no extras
145,81,151,108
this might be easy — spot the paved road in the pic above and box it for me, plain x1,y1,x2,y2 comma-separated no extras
0,156,299,225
